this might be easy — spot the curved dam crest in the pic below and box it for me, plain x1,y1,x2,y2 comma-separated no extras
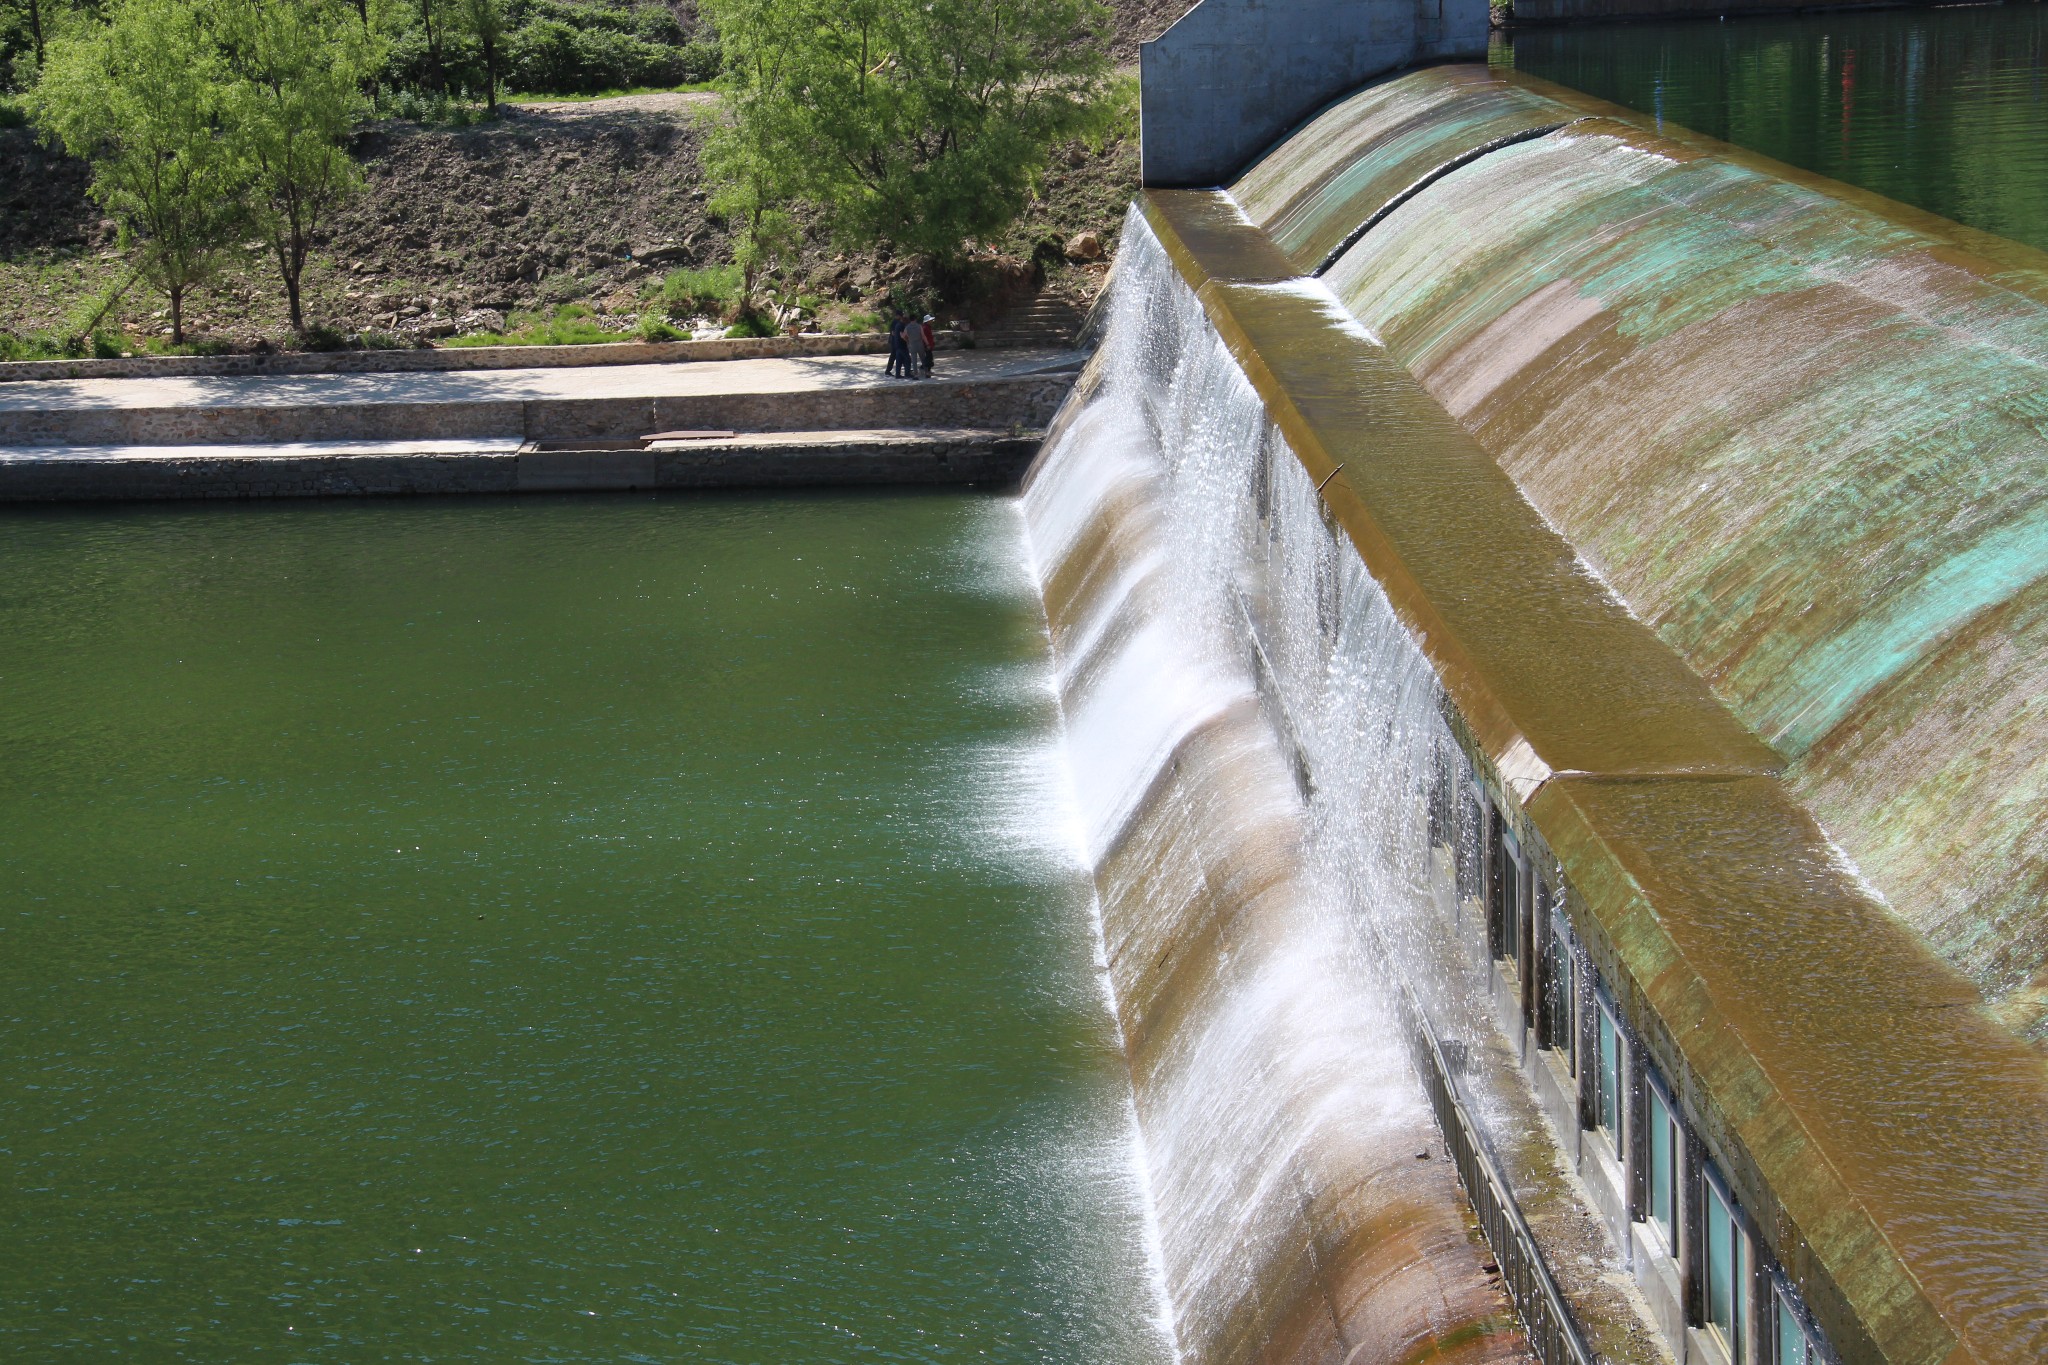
1244,64,2048,1046
1033,55,2048,1365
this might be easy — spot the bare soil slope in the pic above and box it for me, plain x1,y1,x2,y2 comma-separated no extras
1,98,1135,351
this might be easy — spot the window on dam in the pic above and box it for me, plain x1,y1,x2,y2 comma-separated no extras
1591,988,1624,1140
1702,1163,1751,1362
1645,1070,1681,1253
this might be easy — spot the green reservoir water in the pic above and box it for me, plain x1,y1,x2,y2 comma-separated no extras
1498,3,2048,252
0,492,1166,1363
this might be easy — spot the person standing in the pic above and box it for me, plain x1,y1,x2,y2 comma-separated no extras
885,311,908,378
902,312,930,379
919,315,937,378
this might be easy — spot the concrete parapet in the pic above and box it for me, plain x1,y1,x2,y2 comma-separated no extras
1139,0,1490,187
0,331,973,386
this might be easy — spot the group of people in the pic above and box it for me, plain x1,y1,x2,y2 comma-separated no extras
886,311,937,379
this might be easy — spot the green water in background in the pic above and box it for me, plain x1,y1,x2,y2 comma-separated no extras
0,493,1165,1363
1498,3,2048,252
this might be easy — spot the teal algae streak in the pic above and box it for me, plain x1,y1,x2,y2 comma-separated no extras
1232,66,2048,1046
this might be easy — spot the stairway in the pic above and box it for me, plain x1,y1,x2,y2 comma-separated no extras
974,291,1089,349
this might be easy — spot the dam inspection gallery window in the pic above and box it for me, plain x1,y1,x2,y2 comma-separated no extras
1439,761,1833,1365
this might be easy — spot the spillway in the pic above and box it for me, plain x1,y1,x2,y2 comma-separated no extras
1033,57,2048,1365
1022,230,1528,1365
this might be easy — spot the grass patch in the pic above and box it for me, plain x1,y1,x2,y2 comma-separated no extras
829,312,884,335
135,335,235,357
501,83,717,104
0,330,124,362
723,314,776,339
635,313,687,342
377,90,494,127
656,263,742,317
446,303,622,347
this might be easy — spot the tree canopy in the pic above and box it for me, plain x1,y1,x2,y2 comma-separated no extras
31,0,372,339
700,0,1111,268
29,0,243,342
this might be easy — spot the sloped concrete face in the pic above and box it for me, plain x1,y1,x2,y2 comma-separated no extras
1138,0,1490,188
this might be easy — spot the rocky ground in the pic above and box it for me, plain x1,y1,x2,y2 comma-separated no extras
1,77,1139,355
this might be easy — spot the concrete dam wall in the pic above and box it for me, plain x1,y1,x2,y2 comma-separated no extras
1249,65,2048,1049
1035,60,2048,1365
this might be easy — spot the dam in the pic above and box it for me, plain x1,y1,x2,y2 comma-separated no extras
4,3,2048,1363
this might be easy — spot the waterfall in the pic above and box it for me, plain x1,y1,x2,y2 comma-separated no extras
1022,214,1526,1365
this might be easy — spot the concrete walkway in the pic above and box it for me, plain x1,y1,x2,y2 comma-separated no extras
0,348,1084,449
0,347,1082,415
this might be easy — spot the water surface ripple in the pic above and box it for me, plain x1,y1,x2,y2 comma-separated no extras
0,492,1167,1364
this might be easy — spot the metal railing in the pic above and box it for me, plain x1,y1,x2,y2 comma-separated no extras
1396,983,1599,1365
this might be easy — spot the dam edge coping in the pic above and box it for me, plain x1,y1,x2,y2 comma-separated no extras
1138,186,2048,1365
1532,774,2048,1365
1143,189,1779,784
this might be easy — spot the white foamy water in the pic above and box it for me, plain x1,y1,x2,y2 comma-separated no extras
1018,211,1512,1365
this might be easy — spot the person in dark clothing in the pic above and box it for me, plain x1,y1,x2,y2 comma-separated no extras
885,312,908,378
919,315,937,378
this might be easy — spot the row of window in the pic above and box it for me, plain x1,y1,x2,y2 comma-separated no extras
1433,758,1832,1365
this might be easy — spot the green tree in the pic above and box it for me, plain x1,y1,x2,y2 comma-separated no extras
12,0,51,67
413,0,440,91
218,0,370,334
700,0,1110,266
453,0,500,109
697,4,799,320
30,0,243,343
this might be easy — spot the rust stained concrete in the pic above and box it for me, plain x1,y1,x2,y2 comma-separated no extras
1535,776,2048,1365
1139,187,2048,1365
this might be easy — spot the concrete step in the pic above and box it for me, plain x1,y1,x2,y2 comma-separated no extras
0,428,1045,501
975,295,1089,348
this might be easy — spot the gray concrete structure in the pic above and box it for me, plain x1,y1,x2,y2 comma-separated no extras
1138,0,1489,187
0,429,1042,501
0,350,1080,448
0,349,1077,501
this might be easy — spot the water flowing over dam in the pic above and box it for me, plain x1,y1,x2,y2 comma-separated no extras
1037,57,2048,1365
1023,227,1527,1365
1259,64,2048,1045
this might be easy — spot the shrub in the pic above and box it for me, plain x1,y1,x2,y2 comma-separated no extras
445,303,618,346
635,312,685,341
723,314,774,339
502,16,686,95
299,323,352,351
658,263,740,316
829,312,883,334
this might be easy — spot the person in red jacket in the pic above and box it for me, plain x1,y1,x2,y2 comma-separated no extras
919,315,936,378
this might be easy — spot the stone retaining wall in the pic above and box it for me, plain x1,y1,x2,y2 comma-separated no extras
0,432,1041,501
0,330,976,385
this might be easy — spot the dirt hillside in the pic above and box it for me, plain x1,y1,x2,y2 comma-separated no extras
0,0,1173,351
